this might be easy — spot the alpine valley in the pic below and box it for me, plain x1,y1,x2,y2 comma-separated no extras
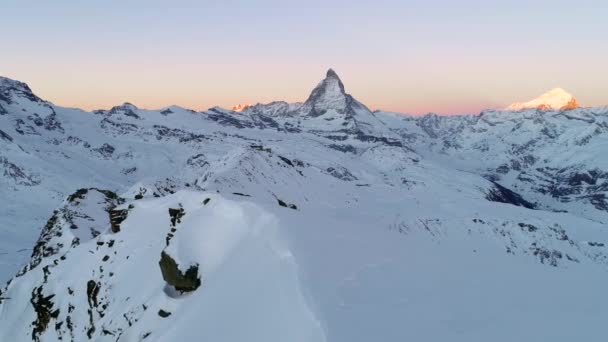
1,70,607,341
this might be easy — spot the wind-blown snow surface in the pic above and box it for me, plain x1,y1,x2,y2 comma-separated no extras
1,71,608,341
0,191,324,342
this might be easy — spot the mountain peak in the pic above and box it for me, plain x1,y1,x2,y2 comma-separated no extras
326,68,340,79
0,76,31,92
231,103,252,112
506,88,579,111
300,69,348,116
0,76,42,104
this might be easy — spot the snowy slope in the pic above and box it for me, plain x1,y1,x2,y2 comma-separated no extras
376,106,608,223
1,70,608,341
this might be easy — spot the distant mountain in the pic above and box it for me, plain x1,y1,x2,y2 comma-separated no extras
231,103,251,112
506,88,579,111
1,71,608,342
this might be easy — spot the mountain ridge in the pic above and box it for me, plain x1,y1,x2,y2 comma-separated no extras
1,70,608,342
3,72,599,116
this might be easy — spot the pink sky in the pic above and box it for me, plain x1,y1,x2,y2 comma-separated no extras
2,1,607,115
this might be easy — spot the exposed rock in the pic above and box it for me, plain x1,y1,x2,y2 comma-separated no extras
109,102,140,119
109,209,129,233
158,309,172,318
30,286,59,342
158,251,201,293
168,207,185,226
486,181,536,209
186,154,209,168
1,157,40,186
326,166,357,181
0,76,44,104
93,143,116,158
277,198,298,210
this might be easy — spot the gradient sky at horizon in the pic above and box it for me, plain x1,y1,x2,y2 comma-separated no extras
2,0,607,114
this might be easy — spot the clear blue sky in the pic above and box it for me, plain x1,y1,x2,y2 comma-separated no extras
2,0,607,114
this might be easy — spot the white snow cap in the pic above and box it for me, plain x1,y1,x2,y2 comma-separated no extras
506,88,579,111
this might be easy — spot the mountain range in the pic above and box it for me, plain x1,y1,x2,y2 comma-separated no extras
1,70,607,342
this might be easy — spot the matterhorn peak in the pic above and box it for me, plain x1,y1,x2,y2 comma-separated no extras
506,88,579,111
325,68,340,80
300,68,349,116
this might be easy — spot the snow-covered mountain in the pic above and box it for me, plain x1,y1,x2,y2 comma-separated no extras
506,88,579,111
231,104,252,112
1,70,607,341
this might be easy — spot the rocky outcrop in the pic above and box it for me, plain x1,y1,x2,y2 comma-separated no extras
0,76,45,104
486,181,536,209
1,157,40,186
158,251,201,293
109,209,129,233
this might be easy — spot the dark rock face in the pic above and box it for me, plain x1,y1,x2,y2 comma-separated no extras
354,132,403,147
168,208,185,226
100,118,139,135
0,76,44,104
158,251,201,293
186,154,209,168
206,108,255,129
85,280,102,338
67,188,121,204
250,113,280,129
165,207,186,246
486,181,536,209
299,68,371,119
304,69,346,116
43,113,63,132
30,286,59,342
530,245,563,267
158,309,171,318
93,143,116,158
277,198,298,210
327,144,357,154
153,125,208,143
109,209,129,233
1,157,40,186
523,167,608,213
15,118,40,136
16,188,124,277
109,103,140,119
584,193,608,212
122,166,137,175
326,166,357,181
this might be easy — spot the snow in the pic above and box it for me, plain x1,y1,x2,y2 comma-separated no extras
506,88,578,110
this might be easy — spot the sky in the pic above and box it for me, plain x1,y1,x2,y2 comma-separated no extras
1,0,607,114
